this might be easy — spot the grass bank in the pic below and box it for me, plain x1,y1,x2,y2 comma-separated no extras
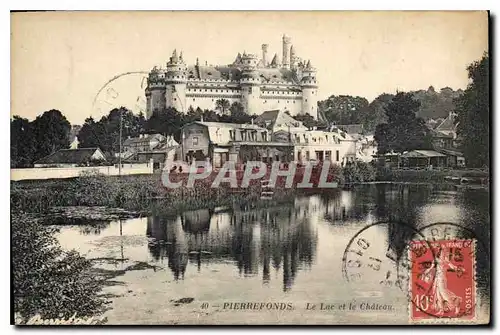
11,167,341,215
376,168,490,183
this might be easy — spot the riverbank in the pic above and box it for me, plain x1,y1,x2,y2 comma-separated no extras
11,167,488,217
11,167,342,216
376,167,489,183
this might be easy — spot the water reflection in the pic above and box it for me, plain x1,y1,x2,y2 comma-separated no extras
146,202,318,291
58,184,489,299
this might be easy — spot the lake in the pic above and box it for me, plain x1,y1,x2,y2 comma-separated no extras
54,183,490,325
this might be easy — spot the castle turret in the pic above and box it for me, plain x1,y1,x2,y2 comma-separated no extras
301,60,318,118
145,65,166,119
282,34,292,69
165,49,188,113
240,53,261,115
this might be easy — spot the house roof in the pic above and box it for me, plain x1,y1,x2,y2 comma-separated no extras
194,121,263,130
402,150,447,158
189,121,268,146
123,134,165,146
336,124,364,134
254,109,305,130
184,64,300,85
436,112,458,132
34,148,105,165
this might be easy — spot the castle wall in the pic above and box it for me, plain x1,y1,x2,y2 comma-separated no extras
150,88,166,114
166,83,187,113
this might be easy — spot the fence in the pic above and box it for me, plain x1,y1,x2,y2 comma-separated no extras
11,161,154,181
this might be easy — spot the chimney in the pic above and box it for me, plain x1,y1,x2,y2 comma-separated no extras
282,34,291,69
261,44,269,67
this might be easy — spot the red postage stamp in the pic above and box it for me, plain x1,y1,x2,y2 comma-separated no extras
409,239,476,322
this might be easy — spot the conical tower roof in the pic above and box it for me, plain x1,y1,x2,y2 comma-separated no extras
171,49,179,63
270,53,280,67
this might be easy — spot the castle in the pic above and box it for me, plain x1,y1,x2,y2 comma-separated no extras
145,35,318,119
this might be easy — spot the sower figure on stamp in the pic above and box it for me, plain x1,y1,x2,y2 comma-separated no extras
420,248,464,316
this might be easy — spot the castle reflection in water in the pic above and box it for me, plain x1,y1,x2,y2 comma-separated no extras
145,195,346,292
144,185,449,291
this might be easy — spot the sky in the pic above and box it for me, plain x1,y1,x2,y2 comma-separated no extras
11,11,488,125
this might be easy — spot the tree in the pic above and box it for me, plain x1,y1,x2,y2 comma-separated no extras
145,107,185,142
215,99,230,115
374,92,432,154
317,95,370,125
12,213,106,320
293,113,327,129
31,110,71,161
364,93,394,133
220,102,252,124
455,53,489,168
11,116,36,167
78,107,147,155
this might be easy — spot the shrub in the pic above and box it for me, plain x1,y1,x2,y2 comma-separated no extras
342,161,377,183
12,212,107,320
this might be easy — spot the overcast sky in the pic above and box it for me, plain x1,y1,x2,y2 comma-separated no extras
11,11,488,125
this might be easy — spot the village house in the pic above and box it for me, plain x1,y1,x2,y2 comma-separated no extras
431,111,465,167
33,147,107,168
180,121,289,168
334,124,378,163
131,135,180,170
178,109,363,169
123,133,167,153
255,110,358,165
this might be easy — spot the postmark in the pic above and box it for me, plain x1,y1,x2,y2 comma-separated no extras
91,71,149,118
342,221,489,324
342,221,436,294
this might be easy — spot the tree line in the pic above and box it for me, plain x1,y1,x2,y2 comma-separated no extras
317,87,464,133
10,100,252,168
11,54,489,168
372,53,489,169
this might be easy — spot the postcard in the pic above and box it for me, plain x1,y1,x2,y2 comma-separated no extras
10,10,490,325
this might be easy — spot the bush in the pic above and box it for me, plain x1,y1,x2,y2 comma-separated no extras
12,212,107,320
342,161,377,183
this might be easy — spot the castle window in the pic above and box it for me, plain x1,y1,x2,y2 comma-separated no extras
293,101,295,104
193,98,195,102
305,99,308,102
174,98,177,101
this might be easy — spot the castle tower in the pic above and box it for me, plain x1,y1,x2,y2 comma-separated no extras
290,45,297,69
165,49,188,113
261,44,269,67
145,65,166,119
300,60,318,118
282,34,292,69
240,53,261,115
